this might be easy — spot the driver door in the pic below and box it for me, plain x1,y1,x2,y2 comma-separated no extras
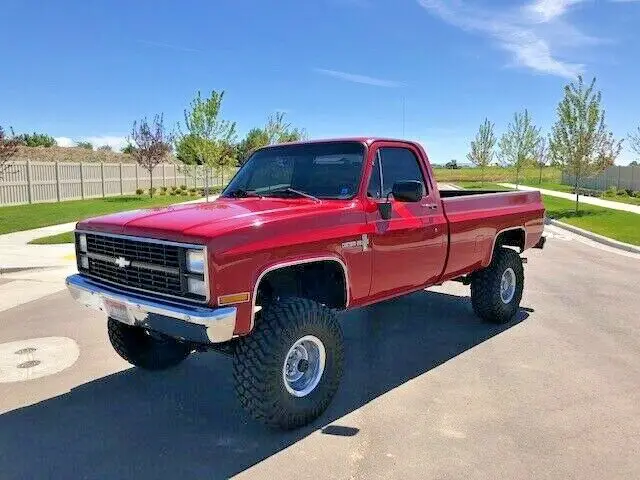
366,143,447,298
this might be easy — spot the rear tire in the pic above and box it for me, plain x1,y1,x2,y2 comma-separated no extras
107,318,191,370
233,297,344,430
471,247,524,324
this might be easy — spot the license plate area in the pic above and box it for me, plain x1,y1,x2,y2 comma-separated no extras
103,298,135,325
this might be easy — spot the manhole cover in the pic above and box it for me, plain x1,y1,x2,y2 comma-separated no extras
15,347,37,355
0,337,79,383
17,360,42,369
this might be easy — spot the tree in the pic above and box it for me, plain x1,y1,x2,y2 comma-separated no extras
14,132,56,147
628,126,640,162
236,113,306,166
265,112,306,144
630,160,639,167
76,141,93,150
466,118,496,186
237,127,269,165
121,143,135,154
97,145,112,152
0,126,20,181
549,76,623,213
535,137,549,185
177,90,237,199
498,109,541,189
445,159,459,169
130,114,172,197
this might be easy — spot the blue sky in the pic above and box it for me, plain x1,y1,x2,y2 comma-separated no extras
1,0,640,164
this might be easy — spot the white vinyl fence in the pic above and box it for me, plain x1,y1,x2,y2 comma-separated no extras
0,161,237,206
562,165,640,192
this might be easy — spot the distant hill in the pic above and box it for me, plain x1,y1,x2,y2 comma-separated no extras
13,146,174,164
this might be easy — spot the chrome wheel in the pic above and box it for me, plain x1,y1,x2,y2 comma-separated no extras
500,267,516,304
282,335,326,397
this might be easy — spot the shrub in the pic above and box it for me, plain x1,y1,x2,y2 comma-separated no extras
170,185,178,191
169,191,177,196
181,189,189,196
121,143,135,154
603,186,617,197
149,187,157,196
135,188,144,195
634,191,640,198
616,189,628,197
189,187,197,193
201,186,224,196
14,132,56,147
76,141,93,150
160,186,168,193
159,190,166,196
180,184,187,190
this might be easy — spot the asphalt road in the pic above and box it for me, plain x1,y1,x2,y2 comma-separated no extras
0,228,639,479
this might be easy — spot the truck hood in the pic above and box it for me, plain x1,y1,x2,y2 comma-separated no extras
77,198,352,243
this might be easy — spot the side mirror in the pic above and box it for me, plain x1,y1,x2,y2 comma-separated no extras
392,181,424,202
377,201,392,220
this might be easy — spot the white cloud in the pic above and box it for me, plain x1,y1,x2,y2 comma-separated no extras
54,135,128,151
314,68,404,87
54,137,74,148
524,0,584,22
417,0,596,78
83,136,128,150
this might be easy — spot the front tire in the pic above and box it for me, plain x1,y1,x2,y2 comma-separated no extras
107,318,191,370
471,247,524,324
233,297,344,430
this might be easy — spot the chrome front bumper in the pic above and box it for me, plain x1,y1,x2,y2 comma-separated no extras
66,274,236,344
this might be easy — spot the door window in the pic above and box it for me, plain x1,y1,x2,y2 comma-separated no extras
366,147,427,199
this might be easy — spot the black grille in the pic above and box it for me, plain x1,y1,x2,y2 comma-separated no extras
85,234,181,269
76,232,206,303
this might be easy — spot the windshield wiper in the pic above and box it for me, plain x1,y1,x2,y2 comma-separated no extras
225,189,262,198
262,187,320,202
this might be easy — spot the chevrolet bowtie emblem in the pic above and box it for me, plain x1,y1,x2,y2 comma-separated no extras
114,256,131,268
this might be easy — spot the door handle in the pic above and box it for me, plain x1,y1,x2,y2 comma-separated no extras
424,203,438,210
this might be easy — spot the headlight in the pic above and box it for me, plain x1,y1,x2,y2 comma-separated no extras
186,249,205,274
187,277,206,296
79,234,87,253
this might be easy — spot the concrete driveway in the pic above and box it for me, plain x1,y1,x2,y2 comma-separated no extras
0,229,638,479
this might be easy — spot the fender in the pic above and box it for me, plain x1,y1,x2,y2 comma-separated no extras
250,255,350,331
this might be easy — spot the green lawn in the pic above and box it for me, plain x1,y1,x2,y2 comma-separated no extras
519,181,640,206
433,166,561,184
520,181,574,193
600,194,640,206
1,194,200,235
543,196,640,245
453,181,511,190
29,231,76,245
454,181,640,246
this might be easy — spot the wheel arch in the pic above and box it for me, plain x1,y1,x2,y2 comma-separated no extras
250,256,350,331
484,226,526,267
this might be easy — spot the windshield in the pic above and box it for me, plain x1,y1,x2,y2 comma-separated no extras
223,142,366,200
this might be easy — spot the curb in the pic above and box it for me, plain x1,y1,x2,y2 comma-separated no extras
545,218,640,254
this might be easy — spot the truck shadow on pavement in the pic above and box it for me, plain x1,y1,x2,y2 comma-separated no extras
0,290,529,479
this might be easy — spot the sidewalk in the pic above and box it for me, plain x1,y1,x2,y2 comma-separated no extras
498,184,640,214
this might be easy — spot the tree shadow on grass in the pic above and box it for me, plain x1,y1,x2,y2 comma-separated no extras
0,290,529,480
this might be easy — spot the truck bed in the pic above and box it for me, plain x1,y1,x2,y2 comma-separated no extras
438,189,545,280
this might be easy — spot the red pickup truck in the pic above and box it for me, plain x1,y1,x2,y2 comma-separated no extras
66,138,545,429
